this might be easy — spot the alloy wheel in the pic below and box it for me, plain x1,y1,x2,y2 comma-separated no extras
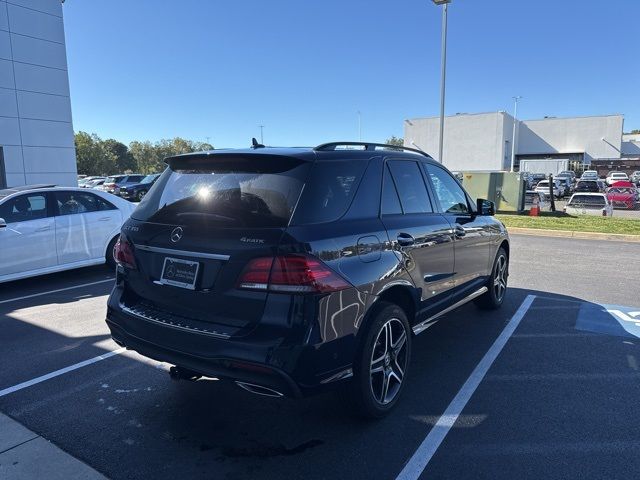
493,254,508,302
370,318,408,405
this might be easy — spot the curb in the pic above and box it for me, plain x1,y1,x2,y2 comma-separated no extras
508,227,640,243
0,413,106,479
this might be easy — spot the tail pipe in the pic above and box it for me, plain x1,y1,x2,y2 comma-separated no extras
234,381,284,398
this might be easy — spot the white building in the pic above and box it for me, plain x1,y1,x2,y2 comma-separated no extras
404,112,626,174
0,0,75,188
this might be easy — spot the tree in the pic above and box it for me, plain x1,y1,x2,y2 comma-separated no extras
75,132,117,176
129,140,161,174
128,137,214,174
102,139,136,173
385,136,404,147
628,129,640,135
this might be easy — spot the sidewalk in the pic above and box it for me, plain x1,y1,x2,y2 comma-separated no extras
0,413,106,480
508,226,640,243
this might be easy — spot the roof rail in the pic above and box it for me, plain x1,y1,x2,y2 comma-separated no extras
314,142,430,158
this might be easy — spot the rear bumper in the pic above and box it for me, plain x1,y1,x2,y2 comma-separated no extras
106,285,360,397
107,315,303,397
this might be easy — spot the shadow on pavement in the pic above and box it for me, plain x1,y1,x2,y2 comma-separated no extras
2,287,637,480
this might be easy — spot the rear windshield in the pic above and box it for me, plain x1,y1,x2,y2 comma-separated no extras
132,156,367,228
577,181,597,187
569,195,606,207
105,176,124,183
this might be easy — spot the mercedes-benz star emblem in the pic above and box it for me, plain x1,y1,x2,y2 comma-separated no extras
170,227,183,243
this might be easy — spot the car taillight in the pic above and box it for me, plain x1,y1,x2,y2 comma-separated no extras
114,237,137,269
237,254,351,294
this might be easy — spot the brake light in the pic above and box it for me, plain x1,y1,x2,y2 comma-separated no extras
114,237,137,269
238,254,351,294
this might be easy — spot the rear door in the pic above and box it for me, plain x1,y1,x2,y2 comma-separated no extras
121,154,312,330
423,163,493,295
380,159,455,304
0,192,56,276
53,190,121,263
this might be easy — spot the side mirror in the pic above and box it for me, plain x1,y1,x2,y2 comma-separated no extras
476,199,495,216
0,218,6,229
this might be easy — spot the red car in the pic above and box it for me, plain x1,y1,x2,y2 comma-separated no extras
606,181,639,209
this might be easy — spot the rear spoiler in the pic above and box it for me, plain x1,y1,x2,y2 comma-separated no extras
165,153,309,174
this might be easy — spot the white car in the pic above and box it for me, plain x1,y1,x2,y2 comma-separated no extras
0,185,136,283
580,170,599,181
564,193,614,217
606,172,629,186
534,179,562,198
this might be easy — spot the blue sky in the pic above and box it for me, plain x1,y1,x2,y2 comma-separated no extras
63,0,639,148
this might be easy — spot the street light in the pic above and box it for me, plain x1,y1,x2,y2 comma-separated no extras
510,96,522,172
432,0,451,163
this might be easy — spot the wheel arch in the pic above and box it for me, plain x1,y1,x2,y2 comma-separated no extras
499,239,510,259
359,284,418,339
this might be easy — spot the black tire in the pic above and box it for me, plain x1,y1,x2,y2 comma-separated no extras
105,235,119,269
475,247,508,310
350,302,411,419
136,190,146,202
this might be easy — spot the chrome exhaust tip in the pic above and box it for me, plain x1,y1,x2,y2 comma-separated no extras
235,381,284,398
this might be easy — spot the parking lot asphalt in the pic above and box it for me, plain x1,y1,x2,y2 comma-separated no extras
1,235,639,479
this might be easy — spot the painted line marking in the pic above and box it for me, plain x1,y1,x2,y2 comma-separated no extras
0,278,115,306
0,348,126,398
396,294,536,480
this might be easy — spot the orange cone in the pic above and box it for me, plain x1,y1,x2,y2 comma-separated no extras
529,196,540,216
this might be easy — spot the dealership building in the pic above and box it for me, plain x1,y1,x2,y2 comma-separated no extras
404,112,639,175
0,0,76,188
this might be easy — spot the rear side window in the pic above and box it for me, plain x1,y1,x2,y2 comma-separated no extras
133,156,311,228
291,160,367,224
55,191,116,215
381,164,402,215
387,160,433,214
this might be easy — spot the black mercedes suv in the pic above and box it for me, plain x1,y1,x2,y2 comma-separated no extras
106,142,509,418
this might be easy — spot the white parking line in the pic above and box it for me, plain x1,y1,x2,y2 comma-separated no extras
0,279,115,306
396,294,536,480
0,348,126,398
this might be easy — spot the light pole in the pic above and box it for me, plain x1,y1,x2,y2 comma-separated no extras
259,125,264,144
510,96,522,172
432,0,451,164
357,111,362,141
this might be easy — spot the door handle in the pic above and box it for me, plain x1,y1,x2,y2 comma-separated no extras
36,226,51,232
397,233,415,246
98,217,112,222
454,225,466,238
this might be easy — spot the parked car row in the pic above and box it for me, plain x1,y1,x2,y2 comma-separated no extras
77,173,161,202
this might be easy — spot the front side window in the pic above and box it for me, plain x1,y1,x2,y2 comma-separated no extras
425,164,470,214
0,193,48,223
